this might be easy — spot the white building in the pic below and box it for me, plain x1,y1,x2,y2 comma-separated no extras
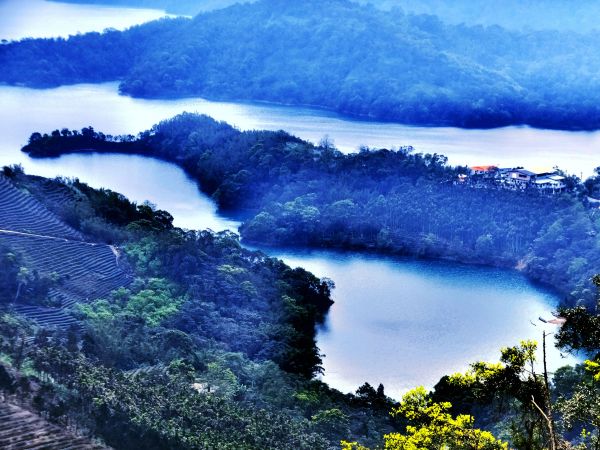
534,174,566,192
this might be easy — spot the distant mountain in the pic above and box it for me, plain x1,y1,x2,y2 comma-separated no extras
52,0,254,15
4,0,600,129
360,0,600,32
55,0,600,31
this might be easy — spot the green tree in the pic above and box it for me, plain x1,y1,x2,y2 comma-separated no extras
342,387,507,450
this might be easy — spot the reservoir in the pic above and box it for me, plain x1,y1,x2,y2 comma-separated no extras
1,83,599,179
0,0,582,397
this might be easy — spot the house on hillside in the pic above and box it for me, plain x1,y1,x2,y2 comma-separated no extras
506,168,536,185
470,165,498,177
495,168,513,179
534,174,566,192
464,164,570,194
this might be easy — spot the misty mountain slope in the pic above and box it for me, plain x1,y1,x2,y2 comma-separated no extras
53,0,600,30
3,0,600,129
360,0,600,32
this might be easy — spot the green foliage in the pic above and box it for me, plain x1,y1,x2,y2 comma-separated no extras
311,408,350,438
0,248,19,304
439,341,554,449
198,361,244,399
78,278,183,328
0,246,58,306
558,276,600,359
385,387,507,450
556,362,600,449
342,387,507,450
34,346,330,450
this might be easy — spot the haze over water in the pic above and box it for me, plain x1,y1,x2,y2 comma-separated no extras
0,0,170,41
1,83,598,180
0,1,582,397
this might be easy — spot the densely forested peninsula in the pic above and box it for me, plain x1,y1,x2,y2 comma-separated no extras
21,114,600,309
5,0,600,129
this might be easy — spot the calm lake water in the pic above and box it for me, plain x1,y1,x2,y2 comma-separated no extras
0,1,582,397
254,248,576,395
1,83,598,179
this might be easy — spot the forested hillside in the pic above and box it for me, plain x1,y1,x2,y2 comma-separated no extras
362,0,600,32
5,0,600,129
2,168,600,448
54,0,600,31
21,114,600,308
0,167,402,449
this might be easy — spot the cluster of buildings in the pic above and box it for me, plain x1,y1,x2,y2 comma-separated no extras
459,165,568,193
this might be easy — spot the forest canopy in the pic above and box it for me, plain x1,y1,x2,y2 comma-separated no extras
362,0,600,32
5,0,600,129
2,168,600,449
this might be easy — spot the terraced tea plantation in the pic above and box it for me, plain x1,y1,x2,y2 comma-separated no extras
0,174,131,328
0,402,108,449
0,176,83,241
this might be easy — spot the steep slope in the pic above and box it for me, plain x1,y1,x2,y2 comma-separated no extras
0,402,108,449
0,176,83,241
0,175,131,328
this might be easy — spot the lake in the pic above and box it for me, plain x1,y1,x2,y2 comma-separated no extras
1,83,599,180
0,1,582,397
249,247,575,395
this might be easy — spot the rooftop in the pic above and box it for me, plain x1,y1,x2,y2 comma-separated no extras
470,165,498,172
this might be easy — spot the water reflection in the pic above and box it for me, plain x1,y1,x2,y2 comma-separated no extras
254,247,578,397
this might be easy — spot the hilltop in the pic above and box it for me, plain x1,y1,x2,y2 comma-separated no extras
361,0,600,32
54,0,600,31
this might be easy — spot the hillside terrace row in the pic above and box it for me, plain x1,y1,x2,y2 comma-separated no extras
460,165,568,193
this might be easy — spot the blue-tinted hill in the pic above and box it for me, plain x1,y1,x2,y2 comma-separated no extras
362,0,600,32
55,0,600,31
4,0,600,129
